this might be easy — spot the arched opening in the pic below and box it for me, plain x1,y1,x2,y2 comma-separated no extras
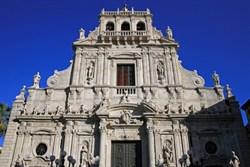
121,22,130,31
106,22,114,31
137,22,146,31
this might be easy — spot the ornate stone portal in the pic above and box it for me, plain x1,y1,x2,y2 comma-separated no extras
1,5,250,167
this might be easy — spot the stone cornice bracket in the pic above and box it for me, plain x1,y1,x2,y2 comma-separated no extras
45,88,53,99
166,86,176,100
196,87,205,100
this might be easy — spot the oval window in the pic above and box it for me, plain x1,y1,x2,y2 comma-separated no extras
36,143,47,156
205,141,217,154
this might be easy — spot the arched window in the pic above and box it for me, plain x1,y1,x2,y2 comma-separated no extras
137,22,146,31
121,22,130,31
106,22,114,31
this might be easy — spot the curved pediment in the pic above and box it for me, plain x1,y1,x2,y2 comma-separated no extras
108,52,142,59
31,128,55,135
97,102,158,118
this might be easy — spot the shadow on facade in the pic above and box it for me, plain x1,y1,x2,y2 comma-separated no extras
175,96,248,167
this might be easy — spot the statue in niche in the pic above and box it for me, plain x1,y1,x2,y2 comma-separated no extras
87,62,94,83
121,110,132,124
230,151,240,167
157,61,165,80
81,145,89,167
212,71,220,86
32,72,41,88
163,140,174,164
166,26,173,40
80,145,99,167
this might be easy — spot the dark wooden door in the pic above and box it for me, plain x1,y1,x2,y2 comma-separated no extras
111,141,142,167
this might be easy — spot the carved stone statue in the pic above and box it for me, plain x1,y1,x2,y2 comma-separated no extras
166,26,173,40
81,145,89,167
55,106,63,115
212,71,220,86
87,62,94,82
32,72,41,88
165,103,171,114
157,61,164,80
33,106,39,115
121,110,132,124
79,28,85,40
80,104,86,114
119,90,130,103
163,140,174,164
226,84,233,98
66,104,73,114
230,151,240,167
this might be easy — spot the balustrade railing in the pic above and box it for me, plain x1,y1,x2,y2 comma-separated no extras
103,31,148,37
102,11,148,15
115,87,136,95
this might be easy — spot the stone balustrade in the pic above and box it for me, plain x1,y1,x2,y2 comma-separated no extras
102,30,148,37
101,11,148,16
115,86,136,95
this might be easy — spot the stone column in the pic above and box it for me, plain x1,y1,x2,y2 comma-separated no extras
180,126,190,165
72,48,82,85
173,125,182,167
70,129,78,164
142,50,150,85
148,52,154,85
79,52,86,85
96,52,104,85
170,48,181,85
147,118,155,167
115,17,120,31
12,131,24,166
63,121,73,159
99,118,107,167
103,52,108,85
21,130,31,157
154,128,161,162
166,50,174,85
53,130,61,158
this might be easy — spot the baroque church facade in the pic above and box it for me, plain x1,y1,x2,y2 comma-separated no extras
1,5,249,167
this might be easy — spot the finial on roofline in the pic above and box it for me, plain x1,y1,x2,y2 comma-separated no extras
123,3,128,11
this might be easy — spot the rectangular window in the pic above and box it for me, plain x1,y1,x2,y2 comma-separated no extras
117,64,135,86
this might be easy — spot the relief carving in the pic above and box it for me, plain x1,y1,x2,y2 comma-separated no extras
163,139,174,165
119,90,130,103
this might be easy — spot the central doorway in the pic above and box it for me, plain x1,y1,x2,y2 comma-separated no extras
111,141,142,167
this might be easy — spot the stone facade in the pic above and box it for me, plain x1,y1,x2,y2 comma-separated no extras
1,5,250,167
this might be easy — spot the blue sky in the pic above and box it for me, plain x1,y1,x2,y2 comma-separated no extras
0,0,249,146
